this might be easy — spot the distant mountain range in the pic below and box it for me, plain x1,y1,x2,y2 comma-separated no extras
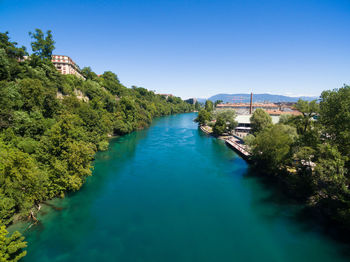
197,93,319,103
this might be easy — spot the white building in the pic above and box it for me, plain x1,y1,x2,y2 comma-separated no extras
234,114,280,137
51,55,85,79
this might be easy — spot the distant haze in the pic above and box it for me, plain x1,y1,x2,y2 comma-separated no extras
199,93,319,103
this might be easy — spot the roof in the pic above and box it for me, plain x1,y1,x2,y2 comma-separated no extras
217,103,278,108
265,110,302,116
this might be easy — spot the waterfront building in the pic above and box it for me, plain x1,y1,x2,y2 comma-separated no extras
234,114,280,137
51,55,85,79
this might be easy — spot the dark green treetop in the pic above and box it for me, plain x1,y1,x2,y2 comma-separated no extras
0,225,27,262
29,29,55,59
250,108,272,134
205,100,214,112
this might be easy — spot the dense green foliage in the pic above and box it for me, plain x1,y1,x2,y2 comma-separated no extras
28,29,55,60
0,225,27,262
214,100,223,107
247,90,350,230
212,117,226,135
250,108,273,135
212,110,237,136
194,101,201,111
204,100,214,112
248,124,297,172
195,109,212,125
195,104,237,136
0,31,193,260
319,88,350,169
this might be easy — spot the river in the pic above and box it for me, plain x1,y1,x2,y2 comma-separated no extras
22,113,348,262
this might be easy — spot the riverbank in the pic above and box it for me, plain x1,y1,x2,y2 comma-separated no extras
8,111,195,235
199,124,251,161
198,123,350,245
21,113,350,262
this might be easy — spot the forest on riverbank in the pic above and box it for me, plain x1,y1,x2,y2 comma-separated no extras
0,30,193,261
246,91,350,235
196,88,350,237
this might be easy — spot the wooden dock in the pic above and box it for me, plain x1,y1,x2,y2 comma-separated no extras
225,138,251,161
199,125,212,135
199,125,251,161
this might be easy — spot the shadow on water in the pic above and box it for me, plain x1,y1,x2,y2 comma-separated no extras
69,128,148,196
242,166,350,258
21,128,149,237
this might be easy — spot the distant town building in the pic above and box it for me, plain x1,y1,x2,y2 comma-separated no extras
216,92,301,116
264,110,302,116
213,93,302,138
159,94,173,99
51,55,85,79
234,114,280,137
216,103,279,114
184,98,197,105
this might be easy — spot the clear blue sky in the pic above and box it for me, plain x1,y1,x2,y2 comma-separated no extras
1,0,350,99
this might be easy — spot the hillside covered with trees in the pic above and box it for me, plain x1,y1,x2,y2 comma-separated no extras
245,92,350,234
0,30,193,261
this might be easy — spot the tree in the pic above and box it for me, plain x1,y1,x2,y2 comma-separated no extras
319,86,350,164
204,100,214,112
244,134,255,147
293,146,315,174
194,101,201,111
81,67,98,81
278,114,293,125
214,100,223,107
294,99,319,134
0,32,27,81
18,78,45,112
0,81,22,130
213,110,237,132
101,71,125,95
195,109,212,125
37,114,95,195
29,29,55,59
250,124,295,171
0,32,27,59
314,143,348,197
0,49,10,81
278,124,298,142
0,225,27,262
213,116,226,136
0,141,48,223
250,108,272,134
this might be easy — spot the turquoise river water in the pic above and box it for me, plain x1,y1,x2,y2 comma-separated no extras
21,113,349,262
